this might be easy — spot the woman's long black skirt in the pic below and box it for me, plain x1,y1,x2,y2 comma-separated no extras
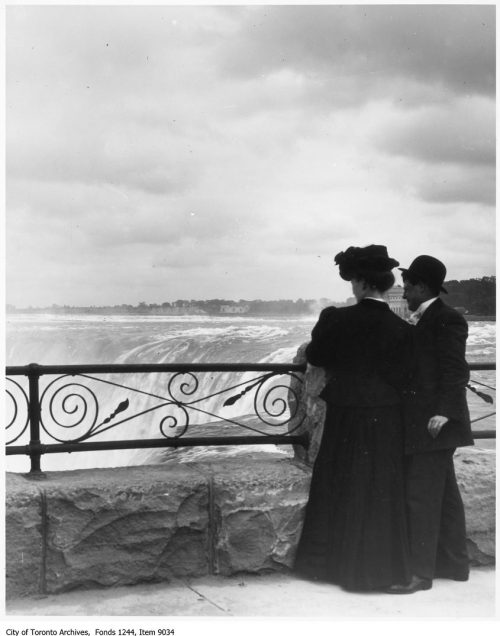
294,404,410,591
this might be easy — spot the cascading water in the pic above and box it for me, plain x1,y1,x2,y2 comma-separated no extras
5,314,495,472
5,315,315,472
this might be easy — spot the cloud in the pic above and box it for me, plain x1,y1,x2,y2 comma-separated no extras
6,95,206,195
376,97,495,167
217,5,495,100
366,96,495,207
6,6,232,194
415,165,495,206
5,5,495,307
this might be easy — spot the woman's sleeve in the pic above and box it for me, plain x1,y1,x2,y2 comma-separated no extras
305,306,338,367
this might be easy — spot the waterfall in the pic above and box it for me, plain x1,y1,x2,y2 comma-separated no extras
6,315,494,472
6,315,314,472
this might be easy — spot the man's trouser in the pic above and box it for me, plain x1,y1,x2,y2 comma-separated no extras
405,448,469,580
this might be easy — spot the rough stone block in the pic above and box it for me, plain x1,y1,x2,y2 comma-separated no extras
5,441,494,598
292,344,326,466
5,473,44,598
455,447,496,565
203,454,311,575
42,465,210,593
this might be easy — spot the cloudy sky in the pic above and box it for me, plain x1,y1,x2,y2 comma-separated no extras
6,3,496,307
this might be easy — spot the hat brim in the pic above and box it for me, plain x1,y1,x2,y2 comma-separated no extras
398,268,448,294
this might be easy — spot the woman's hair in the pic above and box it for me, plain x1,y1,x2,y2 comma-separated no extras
353,270,395,293
334,245,398,292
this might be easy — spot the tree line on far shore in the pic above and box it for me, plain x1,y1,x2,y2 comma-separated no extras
6,276,495,317
6,297,331,316
443,277,495,316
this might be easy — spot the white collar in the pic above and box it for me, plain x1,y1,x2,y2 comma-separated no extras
364,296,387,303
416,297,439,316
409,297,439,323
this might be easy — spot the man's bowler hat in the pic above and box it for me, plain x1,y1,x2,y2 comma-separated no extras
399,255,448,294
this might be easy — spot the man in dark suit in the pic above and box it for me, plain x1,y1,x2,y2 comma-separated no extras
386,255,474,594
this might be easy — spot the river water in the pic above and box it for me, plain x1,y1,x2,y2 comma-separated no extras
5,314,496,472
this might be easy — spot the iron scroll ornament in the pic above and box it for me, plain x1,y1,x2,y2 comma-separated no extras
255,373,296,427
159,403,190,439
6,377,29,444
158,370,306,437
222,371,305,435
33,369,305,444
39,375,130,443
39,376,100,442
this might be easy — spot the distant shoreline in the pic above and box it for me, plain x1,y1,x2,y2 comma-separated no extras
5,311,318,319
5,310,496,322
465,315,496,322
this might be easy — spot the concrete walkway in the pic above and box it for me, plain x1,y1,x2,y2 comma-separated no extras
6,567,496,618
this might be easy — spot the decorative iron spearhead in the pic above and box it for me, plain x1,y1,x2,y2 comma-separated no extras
223,376,272,407
466,384,494,404
100,398,130,425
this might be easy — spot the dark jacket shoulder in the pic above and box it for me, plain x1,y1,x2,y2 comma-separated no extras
422,298,468,327
306,299,412,407
404,298,473,453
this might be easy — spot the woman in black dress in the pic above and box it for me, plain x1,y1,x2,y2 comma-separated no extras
294,245,411,591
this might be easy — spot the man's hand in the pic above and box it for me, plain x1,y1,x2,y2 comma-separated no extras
428,415,449,438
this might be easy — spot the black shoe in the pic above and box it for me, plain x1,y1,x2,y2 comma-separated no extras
385,575,432,594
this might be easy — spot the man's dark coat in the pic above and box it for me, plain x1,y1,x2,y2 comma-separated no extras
404,298,473,454
402,297,473,581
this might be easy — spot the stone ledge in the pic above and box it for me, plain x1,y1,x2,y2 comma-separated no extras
5,474,44,598
5,454,310,598
43,464,210,593
455,447,496,565
5,447,494,598
196,455,310,575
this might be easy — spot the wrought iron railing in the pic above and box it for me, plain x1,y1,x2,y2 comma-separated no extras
6,362,309,474
465,362,496,434
5,361,495,474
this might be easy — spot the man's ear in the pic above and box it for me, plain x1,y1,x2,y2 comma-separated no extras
417,282,430,297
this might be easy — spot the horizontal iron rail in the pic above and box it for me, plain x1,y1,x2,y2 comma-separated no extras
5,429,492,454
6,362,308,376
468,362,496,371
471,431,496,439
468,363,495,437
4,361,495,473
5,362,309,472
5,362,492,376
6,433,310,456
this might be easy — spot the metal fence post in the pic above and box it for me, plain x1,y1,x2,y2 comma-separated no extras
27,363,43,475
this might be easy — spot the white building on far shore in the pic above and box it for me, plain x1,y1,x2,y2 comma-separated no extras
386,285,409,319
220,304,249,314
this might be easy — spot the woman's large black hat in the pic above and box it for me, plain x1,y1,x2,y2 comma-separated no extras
334,245,400,281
